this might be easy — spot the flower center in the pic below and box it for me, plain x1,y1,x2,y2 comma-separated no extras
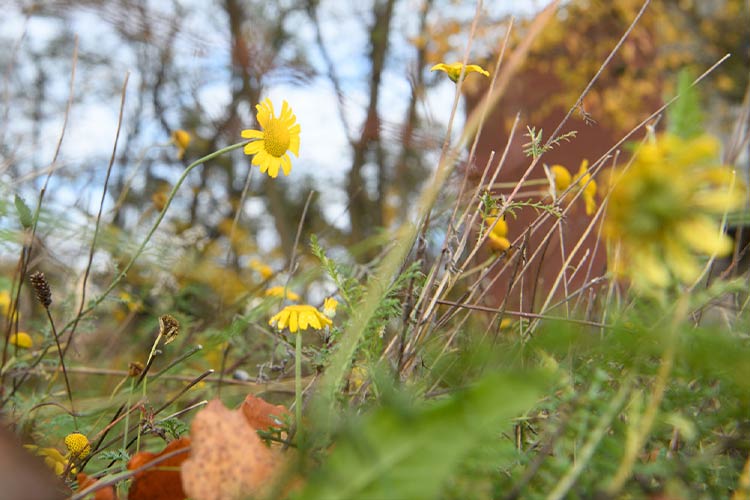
263,119,291,157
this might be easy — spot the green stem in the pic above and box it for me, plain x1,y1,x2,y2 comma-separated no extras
295,332,303,448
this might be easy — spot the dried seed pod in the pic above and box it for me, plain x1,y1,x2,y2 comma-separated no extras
29,271,52,308
159,314,180,345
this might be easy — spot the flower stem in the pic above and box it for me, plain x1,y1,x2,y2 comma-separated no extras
295,332,303,448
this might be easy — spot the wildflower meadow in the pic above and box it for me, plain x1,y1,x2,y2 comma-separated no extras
2,1,750,499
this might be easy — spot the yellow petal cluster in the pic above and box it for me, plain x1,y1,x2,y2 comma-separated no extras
264,286,300,302
323,297,339,318
171,129,191,160
604,133,744,292
64,433,91,460
9,331,32,349
550,159,598,215
250,259,274,280
431,62,490,83
269,304,333,333
485,216,510,252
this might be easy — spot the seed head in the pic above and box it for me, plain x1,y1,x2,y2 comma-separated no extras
29,271,52,308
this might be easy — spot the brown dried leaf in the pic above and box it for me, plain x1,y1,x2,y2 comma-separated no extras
127,437,191,500
241,393,291,431
181,399,283,500
77,473,118,500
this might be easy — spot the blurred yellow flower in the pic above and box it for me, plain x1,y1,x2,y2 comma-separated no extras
9,331,32,349
250,259,274,280
323,297,338,318
25,446,73,476
576,160,598,216
64,433,91,460
151,190,169,212
0,290,20,322
550,165,572,193
171,129,191,160
265,286,300,302
485,216,510,252
242,99,300,178
269,304,332,333
604,133,744,292
431,62,490,82
549,160,597,215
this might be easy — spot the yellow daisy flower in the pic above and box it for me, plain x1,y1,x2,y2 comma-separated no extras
171,129,191,160
430,62,490,82
485,216,510,252
9,331,32,349
604,133,744,292
269,304,333,333
265,286,301,302
241,99,301,178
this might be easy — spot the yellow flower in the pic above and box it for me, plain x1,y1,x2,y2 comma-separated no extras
241,99,300,178
550,165,572,192
25,445,74,476
430,62,490,82
576,160,598,216
549,160,597,215
250,259,274,280
9,331,32,349
485,216,510,252
64,433,91,460
171,129,191,160
0,290,20,322
265,286,301,302
604,133,744,292
269,304,333,333
323,297,338,318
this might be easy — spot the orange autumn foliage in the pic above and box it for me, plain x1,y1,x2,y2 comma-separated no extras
181,399,284,500
127,437,191,500
77,473,117,500
241,393,291,431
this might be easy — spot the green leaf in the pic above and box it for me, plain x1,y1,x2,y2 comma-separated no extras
297,371,546,500
14,194,34,229
667,69,703,139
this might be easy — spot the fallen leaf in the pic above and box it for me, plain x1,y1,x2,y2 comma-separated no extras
241,393,291,431
181,399,283,500
78,473,118,500
127,437,191,500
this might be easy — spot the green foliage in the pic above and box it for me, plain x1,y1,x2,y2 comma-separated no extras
310,234,363,309
96,449,131,465
667,69,704,139
523,126,577,159
158,417,189,440
297,371,548,500
13,193,33,229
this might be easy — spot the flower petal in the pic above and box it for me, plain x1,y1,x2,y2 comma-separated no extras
241,129,263,140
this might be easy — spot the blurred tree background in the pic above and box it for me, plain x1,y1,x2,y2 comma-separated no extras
2,0,747,261
1,0,748,354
